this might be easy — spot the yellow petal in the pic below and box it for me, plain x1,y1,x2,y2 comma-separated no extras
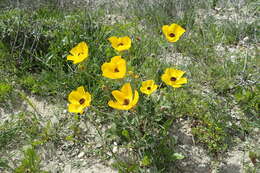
74,57,86,64
170,84,182,88
82,92,91,107
108,100,129,110
169,23,178,30
101,62,114,73
131,90,139,106
69,46,79,56
152,84,158,91
141,80,149,87
68,90,81,104
122,36,131,42
167,36,180,43
165,68,172,76
76,86,85,95
122,37,131,48
117,63,126,76
173,24,186,37
169,68,185,78
140,86,148,94
68,104,83,113
67,55,76,61
78,42,88,51
121,83,133,101
111,56,122,62
106,71,125,79
112,90,126,104
161,73,171,85
108,36,118,44
176,77,187,85
162,25,170,36
67,54,87,64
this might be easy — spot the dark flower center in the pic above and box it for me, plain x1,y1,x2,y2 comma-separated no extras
117,43,124,46
123,99,130,105
147,87,151,90
78,52,82,56
169,33,175,37
114,68,120,72
170,77,177,81
79,98,85,105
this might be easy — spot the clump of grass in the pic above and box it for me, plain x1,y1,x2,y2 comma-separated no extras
0,82,12,102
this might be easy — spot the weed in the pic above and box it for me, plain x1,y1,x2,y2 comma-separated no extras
14,147,47,173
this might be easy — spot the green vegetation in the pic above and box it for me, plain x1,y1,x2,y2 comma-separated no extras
0,0,259,172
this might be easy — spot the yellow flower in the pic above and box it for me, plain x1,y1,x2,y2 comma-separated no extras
101,56,126,79
108,83,139,110
68,86,91,114
108,36,131,52
67,42,89,64
162,23,186,42
161,68,187,88
140,80,158,95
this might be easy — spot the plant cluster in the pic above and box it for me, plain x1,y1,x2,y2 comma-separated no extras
67,23,187,114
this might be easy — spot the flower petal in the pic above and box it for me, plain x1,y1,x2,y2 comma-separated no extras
131,90,139,106
176,77,187,85
68,103,83,113
112,90,126,104
101,62,114,73
140,86,148,94
111,56,122,62
121,83,133,101
108,100,130,110
67,55,76,61
169,69,185,78
173,24,186,37
82,92,91,107
152,84,158,91
161,73,170,85
170,84,182,88
79,42,88,51
68,90,82,104
121,37,131,49
69,46,79,56
76,86,85,95
108,36,118,44
162,25,169,35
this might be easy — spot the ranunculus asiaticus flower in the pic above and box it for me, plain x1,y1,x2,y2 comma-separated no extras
108,36,131,51
140,80,158,95
108,83,139,110
67,42,89,64
68,86,91,114
161,68,187,88
101,56,126,79
162,23,186,42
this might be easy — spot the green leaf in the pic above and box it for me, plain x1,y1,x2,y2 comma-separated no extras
140,156,151,166
172,153,185,160
122,130,129,139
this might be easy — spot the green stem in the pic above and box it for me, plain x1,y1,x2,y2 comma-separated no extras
87,107,119,162
18,91,42,121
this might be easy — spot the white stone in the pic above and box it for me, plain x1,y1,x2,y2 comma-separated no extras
78,152,85,158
